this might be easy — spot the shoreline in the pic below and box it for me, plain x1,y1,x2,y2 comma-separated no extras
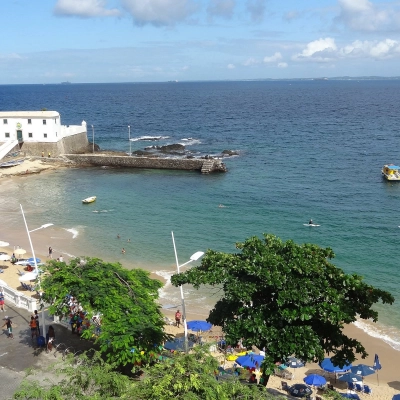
0,168,399,398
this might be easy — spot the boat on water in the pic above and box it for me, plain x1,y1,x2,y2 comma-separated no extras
382,165,400,181
0,159,24,168
82,196,96,204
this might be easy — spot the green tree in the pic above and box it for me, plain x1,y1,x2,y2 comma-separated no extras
41,257,169,369
14,350,273,400
171,234,394,384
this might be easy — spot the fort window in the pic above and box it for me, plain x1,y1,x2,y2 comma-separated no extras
5,132,10,138
43,120,46,125
44,133,48,138
28,119,32,124
3,119,7,124
28,132,33,138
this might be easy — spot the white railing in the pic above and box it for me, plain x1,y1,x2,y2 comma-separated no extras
2,284,37,312
0,140,19,161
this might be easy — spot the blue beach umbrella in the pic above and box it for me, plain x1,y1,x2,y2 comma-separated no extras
303,374,327,387
350,364,375,377
27,257,41,264
392,395,400,400
288,384,313,398
235,354,264,369
320,358,352,373
338,373,363,383
187,320,212,332
164,337,195,351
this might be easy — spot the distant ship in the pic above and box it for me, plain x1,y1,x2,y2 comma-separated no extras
61,81,72,85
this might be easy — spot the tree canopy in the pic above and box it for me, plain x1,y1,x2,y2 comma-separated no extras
41,257,169,368
171,234,394,377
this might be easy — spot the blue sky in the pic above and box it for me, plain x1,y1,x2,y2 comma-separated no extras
1,0,400,83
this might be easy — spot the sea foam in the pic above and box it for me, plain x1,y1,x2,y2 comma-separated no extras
64,228,79,239
354,319,400,351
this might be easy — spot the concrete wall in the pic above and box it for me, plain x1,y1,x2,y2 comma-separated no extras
19,131,89,157
64,154,227,173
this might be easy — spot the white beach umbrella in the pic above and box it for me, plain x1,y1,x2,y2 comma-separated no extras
0,241,10,247
19,272,38,282
0,254,10,261
14,248,27,256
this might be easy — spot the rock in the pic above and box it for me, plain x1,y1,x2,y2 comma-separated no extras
159,144,185,153
221,150,239,156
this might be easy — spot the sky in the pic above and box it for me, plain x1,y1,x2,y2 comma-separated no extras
1,0,400,83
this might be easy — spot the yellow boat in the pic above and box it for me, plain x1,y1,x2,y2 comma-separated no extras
82,196,96,204
382,165,400,181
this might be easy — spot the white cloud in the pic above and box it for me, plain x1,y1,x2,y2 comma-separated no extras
121,0,198,26
293,37,337,62
278,62,288,68
207,0,236,20
243,57,259,66
0,53,24,60
263,52,282,63
340,39,400,60
54,0,121,17
227,64,235,69
245,0,267,23
337,0,400,32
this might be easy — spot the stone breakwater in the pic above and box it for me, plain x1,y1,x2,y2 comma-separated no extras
64,154,227,174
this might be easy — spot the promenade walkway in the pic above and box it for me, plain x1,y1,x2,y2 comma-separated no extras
0,303,95,400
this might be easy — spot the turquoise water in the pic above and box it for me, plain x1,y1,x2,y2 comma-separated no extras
1,81,400,350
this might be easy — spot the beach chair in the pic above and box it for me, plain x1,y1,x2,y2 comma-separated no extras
363,385,372,395
355,383,363,392
348,382,355,391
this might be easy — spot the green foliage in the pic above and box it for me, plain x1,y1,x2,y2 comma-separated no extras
14,351,132,400
14,350,274,400
171,234,394,375
41,257,170,368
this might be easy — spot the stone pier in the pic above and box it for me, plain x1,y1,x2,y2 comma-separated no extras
64,154,227,174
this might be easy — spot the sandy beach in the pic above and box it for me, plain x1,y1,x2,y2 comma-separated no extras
0,167,399,400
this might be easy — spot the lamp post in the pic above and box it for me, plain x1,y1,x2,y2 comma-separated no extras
91,125,94,153
128,125,131,156
171,231,204,353
20,204,53,338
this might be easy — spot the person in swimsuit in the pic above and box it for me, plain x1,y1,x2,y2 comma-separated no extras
309,219,313,225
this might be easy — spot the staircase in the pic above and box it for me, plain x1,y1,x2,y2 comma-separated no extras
201,159,215,174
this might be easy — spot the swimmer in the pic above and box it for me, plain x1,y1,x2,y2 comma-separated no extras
121,248,126,254
127,239,131,243
117,234,120,239
218,204,226,208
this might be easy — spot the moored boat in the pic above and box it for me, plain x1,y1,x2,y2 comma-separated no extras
82,196,96,204
382,165,400,181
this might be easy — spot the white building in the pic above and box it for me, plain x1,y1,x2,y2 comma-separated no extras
0,111,89,159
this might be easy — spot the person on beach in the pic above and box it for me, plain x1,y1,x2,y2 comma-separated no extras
48,246,53,258
34,310,40,335
122,248,126,254
2,317,13,339
29,316,37,341
59,255,63,262
47,325,55,351
175,310,181,328
0,290,5,312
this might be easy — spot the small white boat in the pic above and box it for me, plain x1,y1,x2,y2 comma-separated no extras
82,196,96,204
382,165,400,181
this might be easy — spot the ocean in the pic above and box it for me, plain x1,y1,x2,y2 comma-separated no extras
1,80,399,351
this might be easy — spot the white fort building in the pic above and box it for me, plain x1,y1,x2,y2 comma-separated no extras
0,110,89,160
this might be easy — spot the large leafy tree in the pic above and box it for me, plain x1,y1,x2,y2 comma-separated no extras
171,234,394,383
41,257,169,368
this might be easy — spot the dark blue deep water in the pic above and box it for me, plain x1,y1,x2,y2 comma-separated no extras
1,80,400,349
